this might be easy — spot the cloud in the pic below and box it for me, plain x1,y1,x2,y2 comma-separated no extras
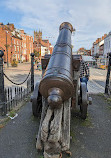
3,0,111,50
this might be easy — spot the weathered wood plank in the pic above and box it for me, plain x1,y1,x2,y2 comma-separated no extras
36,97,49,150
61,98,71,151
48,105,63,143
44,142,61,158
41,106,53,142
44,151,60,158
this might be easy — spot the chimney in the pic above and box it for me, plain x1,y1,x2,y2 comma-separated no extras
99,38,101,42
20,29,24,34
0,22,3,25
102,36,104,40
7,23,14,31
104,34,107,38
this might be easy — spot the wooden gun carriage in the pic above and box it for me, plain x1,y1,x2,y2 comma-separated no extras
31,22,92,158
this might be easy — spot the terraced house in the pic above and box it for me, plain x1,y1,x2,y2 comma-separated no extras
0,23,33,63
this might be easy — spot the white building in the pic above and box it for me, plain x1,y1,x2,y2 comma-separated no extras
41,45,50,57
93,42,100,56
104,31,111,57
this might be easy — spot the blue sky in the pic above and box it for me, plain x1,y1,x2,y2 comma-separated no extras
0,0,111,51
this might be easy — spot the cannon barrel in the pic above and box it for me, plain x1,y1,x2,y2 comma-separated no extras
39,22,74,108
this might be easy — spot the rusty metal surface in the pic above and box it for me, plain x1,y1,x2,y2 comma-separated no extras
39,22,74,108
59,22,74,33
41,54,51,70
72,55,80,71
41,58,49,70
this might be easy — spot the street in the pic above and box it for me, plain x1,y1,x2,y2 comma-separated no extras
3,63,42,97
4,62,42,88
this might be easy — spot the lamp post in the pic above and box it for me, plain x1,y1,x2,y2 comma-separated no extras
30,53,34,92
6,31,9,67
0,50,5,115
11,51,12,62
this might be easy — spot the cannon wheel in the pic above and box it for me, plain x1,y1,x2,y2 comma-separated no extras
32,92,42,117
80,82,88,120
31,82,42,117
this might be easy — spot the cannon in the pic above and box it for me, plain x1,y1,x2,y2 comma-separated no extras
31,22,92,158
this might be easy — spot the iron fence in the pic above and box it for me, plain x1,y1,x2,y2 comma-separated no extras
2,78,31,115
0,50,35,116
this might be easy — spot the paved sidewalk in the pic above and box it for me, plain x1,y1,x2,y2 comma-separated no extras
0,94,111,158
70,94,111,158
3,62,42,98
4,62,42,88
0,102,41,158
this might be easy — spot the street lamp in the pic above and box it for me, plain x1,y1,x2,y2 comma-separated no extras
4,30,9,67
6,31,9,67
11,51,12,62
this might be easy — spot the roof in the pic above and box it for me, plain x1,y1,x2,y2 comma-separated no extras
42,40,48,43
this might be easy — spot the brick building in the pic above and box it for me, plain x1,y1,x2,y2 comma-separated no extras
77,47,87,55
19,29,33,62
33,30,53,59
91,34,107,57
0,23,33,63
86,50,91,56
77,47,91,56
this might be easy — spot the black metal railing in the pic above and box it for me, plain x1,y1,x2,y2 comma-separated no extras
0,50,35,116
2,78,31,115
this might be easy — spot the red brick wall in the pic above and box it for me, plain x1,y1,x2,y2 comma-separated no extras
0,26,12,62
0,24,33,63
26,35,33,62
12,36,22,62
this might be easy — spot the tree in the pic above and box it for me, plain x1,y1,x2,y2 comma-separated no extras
34,49,40,57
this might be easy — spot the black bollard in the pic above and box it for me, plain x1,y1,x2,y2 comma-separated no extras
30,53,34,92
0,50,5,115
105,52,111,94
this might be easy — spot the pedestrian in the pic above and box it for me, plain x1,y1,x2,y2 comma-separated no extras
79,55,90,91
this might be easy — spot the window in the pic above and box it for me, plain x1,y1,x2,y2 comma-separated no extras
17,46,19,52
24,43,26,47
15,45,16,51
